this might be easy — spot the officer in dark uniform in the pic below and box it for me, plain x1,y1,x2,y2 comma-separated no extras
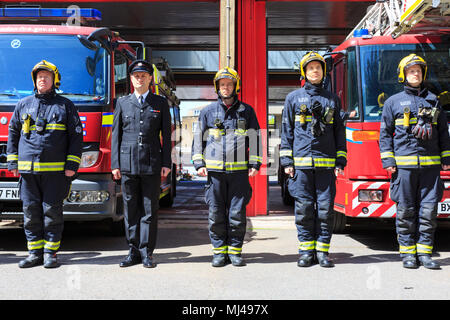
7,60,82,268
192,67,262,267
280,52,347,268
380,54,450,269
111,60,171,268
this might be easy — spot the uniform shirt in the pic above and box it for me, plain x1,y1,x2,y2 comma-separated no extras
111,92,171,175
280,82,347,170
7,92,83,174
191,98,262,173
379,85,450,169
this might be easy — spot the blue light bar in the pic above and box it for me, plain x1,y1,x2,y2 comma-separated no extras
0,8,102,21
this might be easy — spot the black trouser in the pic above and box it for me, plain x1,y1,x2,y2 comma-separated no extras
205,171,252,256
20,173,71,254
121,174,161,258
287,169,336,254
390,168,443,257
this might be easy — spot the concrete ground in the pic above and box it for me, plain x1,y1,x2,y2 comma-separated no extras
1,179,449,309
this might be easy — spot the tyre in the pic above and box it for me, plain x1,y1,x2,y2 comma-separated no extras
333,211,347,233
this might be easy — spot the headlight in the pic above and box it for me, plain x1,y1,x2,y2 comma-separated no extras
358,190,383,202
80,151,99,168
67,190,110,203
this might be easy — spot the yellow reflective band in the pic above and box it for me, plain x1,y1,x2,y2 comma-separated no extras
28,239,44,250
441,151,450,158
419,156,441,166
294,157,313,167
380,151,395,159
225,161,248,171
298,240,315,251
46,124,66,130
249,155,263,163
336,151,347,159
7,154,18,161
399,245,417,254
30,124,66,131
228,246,242,255
416,243,433,254
18,161,32,170
295,115,312,122
205,159,224,169
102,113,113,126
209,128,225,138
314,158,336,167
395,118,417,126
192,154,205,161
395,156,418,166
66,155,81,164
44,240,61,251
234,129,247,136
280,150,293,157
213,246,228,254
316,241,330,252
33,162,65,172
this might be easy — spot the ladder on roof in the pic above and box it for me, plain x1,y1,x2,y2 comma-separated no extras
346,0,450,40
152,57,180,106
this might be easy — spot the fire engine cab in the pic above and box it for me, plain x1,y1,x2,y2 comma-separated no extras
0,7,181,233
279,0,450,232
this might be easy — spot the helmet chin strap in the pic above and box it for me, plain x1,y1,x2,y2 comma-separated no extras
218,90,236,101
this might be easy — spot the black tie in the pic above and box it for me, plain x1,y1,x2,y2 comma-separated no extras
139,95,144,106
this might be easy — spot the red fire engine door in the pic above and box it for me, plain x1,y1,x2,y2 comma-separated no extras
237,0,268,216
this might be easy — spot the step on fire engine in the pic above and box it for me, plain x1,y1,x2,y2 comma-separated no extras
279,0,450,232
0,7,182,234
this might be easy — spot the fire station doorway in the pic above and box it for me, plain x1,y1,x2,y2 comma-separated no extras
1,0,372,216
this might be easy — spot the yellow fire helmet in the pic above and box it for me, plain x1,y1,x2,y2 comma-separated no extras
31,60,61,90
397,54,427,83
299,51,326,81
213,67,241,97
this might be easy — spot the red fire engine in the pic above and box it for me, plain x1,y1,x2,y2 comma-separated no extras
279,0,450,231
0,7,181,233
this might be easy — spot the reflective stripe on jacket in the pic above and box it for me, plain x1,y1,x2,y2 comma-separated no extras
379,86,450,169
280,84,347,170
7,93,83,174
191,98,262,173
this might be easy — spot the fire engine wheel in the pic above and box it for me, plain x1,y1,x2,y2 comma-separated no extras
332,211,347,233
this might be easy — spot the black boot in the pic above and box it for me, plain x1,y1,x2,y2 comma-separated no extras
142,255,157,268
297,253,314,267
228,254,245,267
18,253,43,268
402,255,418,269
119,251,142,268
316,251,334,268
418,255,440,270
44,252,59,268
212,254,228,267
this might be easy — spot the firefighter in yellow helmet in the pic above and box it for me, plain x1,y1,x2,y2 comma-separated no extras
280,51,347,267
192,67,262,267
7,60,82,268
379,54,450,269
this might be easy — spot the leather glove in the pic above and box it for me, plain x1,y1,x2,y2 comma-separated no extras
412,107,433,140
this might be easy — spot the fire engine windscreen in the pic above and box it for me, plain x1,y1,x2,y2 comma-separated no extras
0,34,108,105
350,41,450,121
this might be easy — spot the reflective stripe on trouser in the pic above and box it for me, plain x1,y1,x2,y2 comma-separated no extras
205,171,252,251
392,168,442,257
288,169,336,254
20,173,71,254
121,174,161,258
